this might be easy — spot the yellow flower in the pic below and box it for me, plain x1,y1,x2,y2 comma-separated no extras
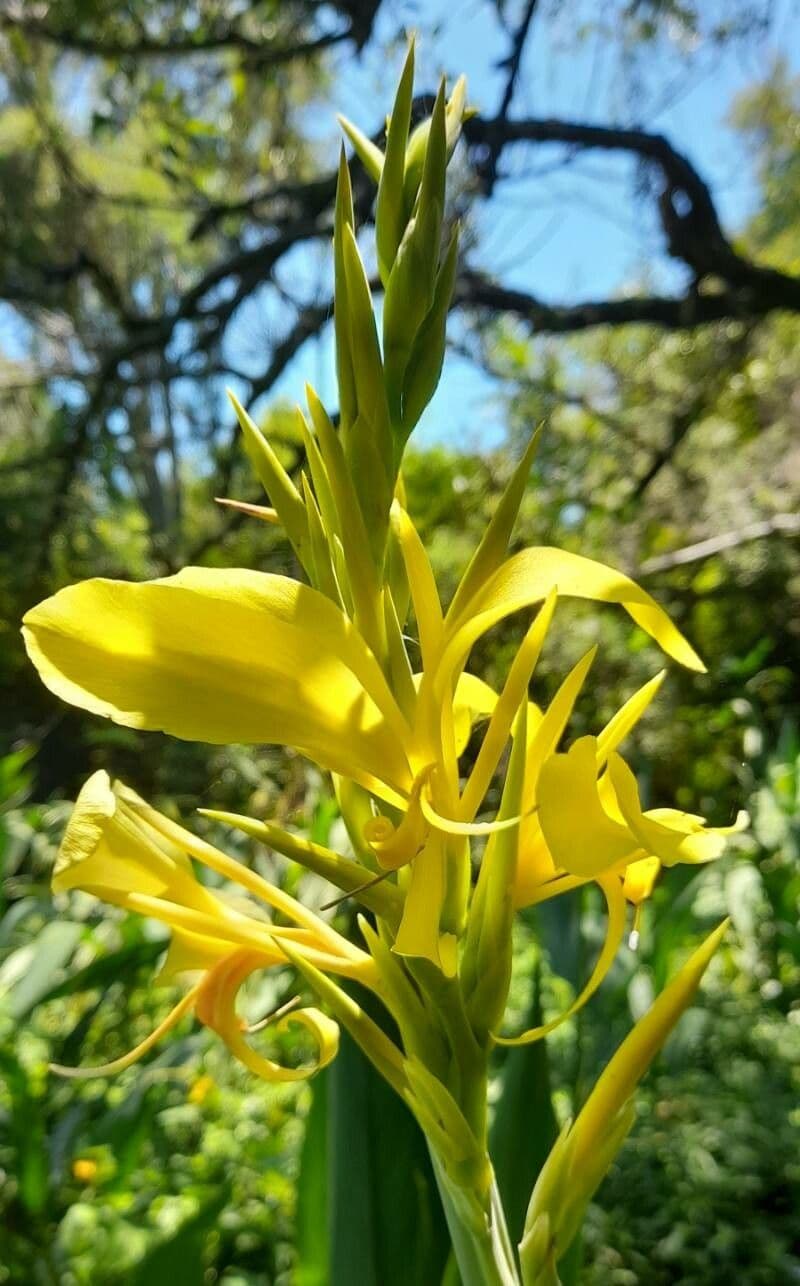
188,1073,215,1105
72,1158,98,1184
48,771,363,1082
23,469,705,972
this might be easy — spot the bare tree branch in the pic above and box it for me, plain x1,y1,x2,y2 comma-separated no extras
14,92,800,575
479,0,541,196
463,115,800,313
456,272,769,332
640,514,800,574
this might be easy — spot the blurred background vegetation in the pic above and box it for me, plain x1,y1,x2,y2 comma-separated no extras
0,2,798,1283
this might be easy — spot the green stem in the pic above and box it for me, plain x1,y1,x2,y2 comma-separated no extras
431,1153,521,1286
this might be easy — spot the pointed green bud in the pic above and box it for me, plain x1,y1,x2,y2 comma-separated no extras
337,113,384,183
341,223,389,427
304,384,386,655
227,390,310,568
403,73,469,216
383,82,447,419
376,40,415,286
295,407,339,540
340,223,394,563
400,225,459,433
300,473,341,603
417,78,447,234
519,920,730,1286
333,148,358,429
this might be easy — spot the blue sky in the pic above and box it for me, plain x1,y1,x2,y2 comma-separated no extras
240,0,800,450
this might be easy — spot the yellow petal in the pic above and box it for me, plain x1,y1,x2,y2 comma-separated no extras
622,856,661,906
537,738,638,878
154,928,233,982
513,649,598,905
392,835,453,971
280,938,409,1096
365,771,429,871
524,648,597,805
52,772,218,920
459,589,556,822
419,788,528,838
23,568,413,804
391,502,444,670
446,428,542,627
493,873,626,1046
608,754,748,866
451,672,498,755
195,948,339,1083
445,547,705,677
595,671,666,766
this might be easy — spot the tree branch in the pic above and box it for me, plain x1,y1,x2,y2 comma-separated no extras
640,514,800,574
463,114,800,314
479,0,540,195
1,12,351,65
456,272,770,332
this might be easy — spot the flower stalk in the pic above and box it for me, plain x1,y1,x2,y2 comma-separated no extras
22,42,746,1286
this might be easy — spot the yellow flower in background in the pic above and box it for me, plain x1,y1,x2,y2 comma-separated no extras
188,1073,215,1106
71,1158,99,1184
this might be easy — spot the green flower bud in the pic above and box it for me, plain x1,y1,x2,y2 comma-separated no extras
376,40,415,285
400,225,459,433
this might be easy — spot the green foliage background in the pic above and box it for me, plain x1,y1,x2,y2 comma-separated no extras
1,3,799,1284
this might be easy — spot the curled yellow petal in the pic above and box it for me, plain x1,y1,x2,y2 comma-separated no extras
419,788,527,837
365,769,431,870
493,874,626,1046
195,948,339,1082
445,546,705,677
